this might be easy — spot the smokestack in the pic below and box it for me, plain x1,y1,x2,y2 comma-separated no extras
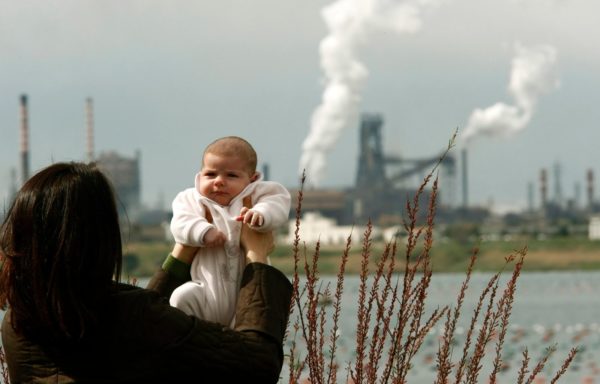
527,181,534,212
553,162,563,207
540,168,548,208
461,148,468,209
587,169,594,209
86,97,94,162
20,94,30,185
262,163,270,181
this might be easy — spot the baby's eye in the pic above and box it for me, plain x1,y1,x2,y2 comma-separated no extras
204,172,216,177
228,173,239,178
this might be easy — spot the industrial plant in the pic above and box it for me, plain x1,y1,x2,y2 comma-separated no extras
3,95,142,222
290,113,456,226
3,94,600,241
290,113,600,241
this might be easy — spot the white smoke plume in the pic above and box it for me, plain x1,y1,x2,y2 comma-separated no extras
462,43,559,144
299,0,441,187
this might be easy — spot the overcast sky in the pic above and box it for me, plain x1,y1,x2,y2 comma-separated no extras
1,0,599,214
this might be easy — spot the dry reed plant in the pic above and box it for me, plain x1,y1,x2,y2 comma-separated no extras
285,134,578,383
0,138,580,384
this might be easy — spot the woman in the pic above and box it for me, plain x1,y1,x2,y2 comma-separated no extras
0,162,292,383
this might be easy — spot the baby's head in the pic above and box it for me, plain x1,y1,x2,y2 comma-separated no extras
197,136,259,206
203,136,257,175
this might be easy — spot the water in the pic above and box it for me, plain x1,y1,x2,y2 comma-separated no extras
281,271,600,383
1,272,599,383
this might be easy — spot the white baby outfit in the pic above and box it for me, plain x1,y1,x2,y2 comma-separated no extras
169,173,291,326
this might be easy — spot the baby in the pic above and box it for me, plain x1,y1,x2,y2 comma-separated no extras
169,136,291,326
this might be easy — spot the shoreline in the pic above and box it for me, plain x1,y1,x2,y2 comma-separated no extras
124,237,600,278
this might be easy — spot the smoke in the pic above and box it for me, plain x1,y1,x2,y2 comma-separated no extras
462,43,559,144
299,0,441,187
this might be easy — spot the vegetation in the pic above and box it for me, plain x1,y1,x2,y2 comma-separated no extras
282,139,578,383
269,237,600,274
113,236,600,278
0,138,582,383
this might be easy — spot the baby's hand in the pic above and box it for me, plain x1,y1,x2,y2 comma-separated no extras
203,227,227,247
236,207,264,227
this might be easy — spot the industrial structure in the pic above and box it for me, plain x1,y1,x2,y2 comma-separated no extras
3,94,142,221
95,150,142,218
4,94,600,240
291,112,600,235
353,113,457,224
292,113,457,226
82,97,142,219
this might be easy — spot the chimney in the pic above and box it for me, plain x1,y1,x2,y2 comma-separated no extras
262,163,270,181
587,169,594,209
540,168,548,208
86,97,94,162
527,181,534,212
553,162,563,207
20,94,30,185
461,148,468,209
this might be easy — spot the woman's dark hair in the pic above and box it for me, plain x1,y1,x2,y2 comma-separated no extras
0,162,122,341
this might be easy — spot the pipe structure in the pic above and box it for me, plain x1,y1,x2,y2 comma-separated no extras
20,94,30,185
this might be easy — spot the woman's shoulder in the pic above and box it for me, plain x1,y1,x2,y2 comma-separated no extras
110,283,163,311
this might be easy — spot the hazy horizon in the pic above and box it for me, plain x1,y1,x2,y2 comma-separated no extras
1,0,599,214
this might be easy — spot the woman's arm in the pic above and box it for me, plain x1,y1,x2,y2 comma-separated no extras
170,242,198,264
240,221,274,264
145,243,198,297
142,229,291,382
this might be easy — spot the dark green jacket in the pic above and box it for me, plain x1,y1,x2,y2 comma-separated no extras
1,258,292,383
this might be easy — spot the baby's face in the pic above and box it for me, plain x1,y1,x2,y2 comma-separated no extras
198,152,257,206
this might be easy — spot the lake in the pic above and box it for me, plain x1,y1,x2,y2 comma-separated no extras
281,271,600,384
1,271,598,383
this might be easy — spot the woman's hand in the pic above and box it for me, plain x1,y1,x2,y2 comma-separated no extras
170,243,199,265
240,224,274,264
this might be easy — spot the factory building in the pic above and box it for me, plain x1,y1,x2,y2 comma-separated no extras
83,98,143,219
292,113,455,226
96,150,142,219
5,94,600,236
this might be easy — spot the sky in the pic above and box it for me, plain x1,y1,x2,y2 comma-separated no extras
1,0,599,214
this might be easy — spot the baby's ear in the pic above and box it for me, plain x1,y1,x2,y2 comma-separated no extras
250,172,259,182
